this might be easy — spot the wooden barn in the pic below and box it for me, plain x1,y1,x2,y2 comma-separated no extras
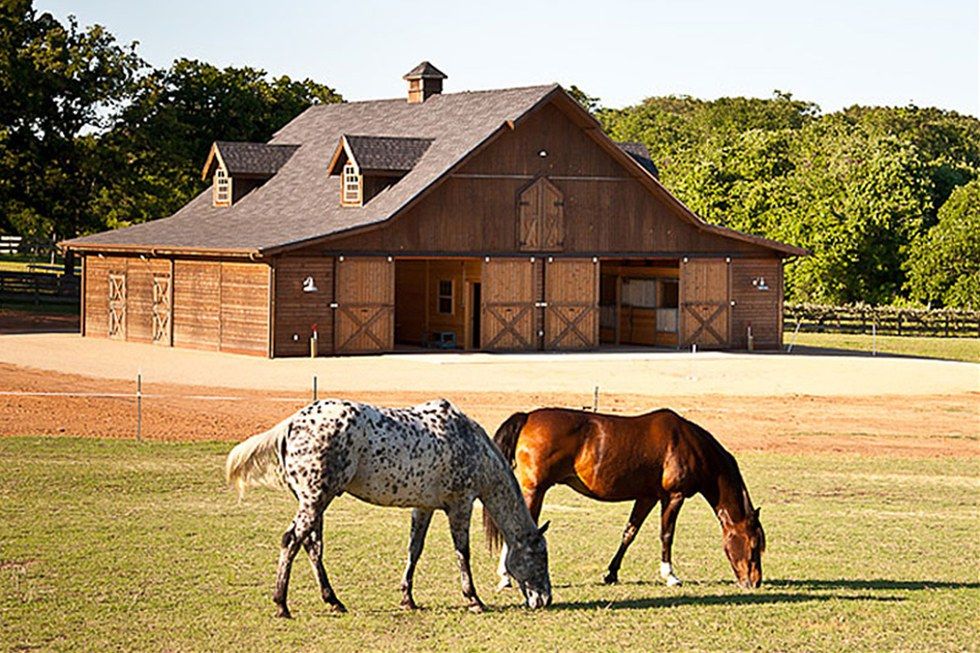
62,62,805,357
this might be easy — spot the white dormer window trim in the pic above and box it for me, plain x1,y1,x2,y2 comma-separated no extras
342,161,362,207
213,167,232,207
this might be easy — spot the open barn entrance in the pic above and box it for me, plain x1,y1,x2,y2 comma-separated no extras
394,258,482,350
599,259,680,348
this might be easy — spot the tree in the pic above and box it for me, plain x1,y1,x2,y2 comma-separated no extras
95,59,342,229
0,0,143,242
905,179,980,309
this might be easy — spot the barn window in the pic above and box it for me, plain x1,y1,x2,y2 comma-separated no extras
437,280,453,314
213,168,232,207
342,162,362,206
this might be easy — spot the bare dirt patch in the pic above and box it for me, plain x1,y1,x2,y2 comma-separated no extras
0,363,975,458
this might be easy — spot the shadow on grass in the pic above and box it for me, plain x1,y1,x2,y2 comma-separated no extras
541,591,903,612
766,578,980,591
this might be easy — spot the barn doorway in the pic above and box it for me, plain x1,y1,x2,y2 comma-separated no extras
599,259,680,348
394,258,481,350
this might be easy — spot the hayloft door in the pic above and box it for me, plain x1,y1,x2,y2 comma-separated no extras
680,258,731,349
544,258,599,350
107,272,126,339
517,177,564,252
334,257,394,354
481,258,539,351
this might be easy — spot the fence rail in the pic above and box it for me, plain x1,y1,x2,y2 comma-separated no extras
0,270,80,302
785,303,980,338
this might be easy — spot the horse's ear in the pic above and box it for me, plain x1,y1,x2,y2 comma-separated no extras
538,521,550,536
754,507,762,520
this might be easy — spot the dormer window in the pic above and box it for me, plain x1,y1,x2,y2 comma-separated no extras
201,141,299,208
342,162,362,206
213,168,232,207
327,134,434,207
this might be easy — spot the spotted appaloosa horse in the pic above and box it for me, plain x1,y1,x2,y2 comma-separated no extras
226,398,552,618
486,408,765,590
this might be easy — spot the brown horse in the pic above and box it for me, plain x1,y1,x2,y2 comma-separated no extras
483,408,765,589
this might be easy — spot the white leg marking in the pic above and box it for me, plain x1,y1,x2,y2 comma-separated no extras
496,543,512,590
661,561,682,586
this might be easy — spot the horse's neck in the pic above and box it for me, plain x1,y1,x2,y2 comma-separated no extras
706,464,750,524
479,463,537,547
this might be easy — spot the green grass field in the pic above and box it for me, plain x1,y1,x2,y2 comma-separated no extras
1,437,977,652
790,332,980,363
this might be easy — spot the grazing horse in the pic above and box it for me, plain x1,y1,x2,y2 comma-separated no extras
226,398,552,618
485,408,765,590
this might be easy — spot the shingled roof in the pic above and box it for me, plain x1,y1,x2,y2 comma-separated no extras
203,142,299,179
62,83,806,258
616,141,659,178
403,61,447,80
330,135,434,174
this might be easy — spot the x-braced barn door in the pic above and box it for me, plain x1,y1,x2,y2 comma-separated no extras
334,257,394,354
151,273,172,345
107,272,126,339
517,177,565,252
544,258,599,350
481,258,540,351
680,258,731,349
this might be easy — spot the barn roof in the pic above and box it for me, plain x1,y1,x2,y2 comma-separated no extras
328,135,435,174
202,141,299,179
616,141,659,178
62,83,806,258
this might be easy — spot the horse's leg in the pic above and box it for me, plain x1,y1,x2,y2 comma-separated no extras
302,510,346,613
447,501,485,613
273,499,324,618
603,497,656,584
497,485,548,590
660,493,685,587
400,508,434,610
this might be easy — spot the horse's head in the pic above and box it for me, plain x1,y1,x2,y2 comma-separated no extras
505,521,552,609
720,506,765,588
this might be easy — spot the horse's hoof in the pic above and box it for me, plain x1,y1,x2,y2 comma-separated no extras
495,578,512,592
327,600,348,613
275,606,292,619
665,575,682,587
400,599,418,611
467,601,485,614
603,573,619,585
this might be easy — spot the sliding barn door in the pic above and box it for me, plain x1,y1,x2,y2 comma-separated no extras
334,257,394,354
481,258,539,351
544,258,598,350
680,258,730,349
107,272,126,339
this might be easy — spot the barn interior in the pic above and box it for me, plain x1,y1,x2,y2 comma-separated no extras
394,258,482,350
599,259,681,348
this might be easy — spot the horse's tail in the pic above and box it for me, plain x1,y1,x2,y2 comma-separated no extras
225,418,290,499
483,411,529,553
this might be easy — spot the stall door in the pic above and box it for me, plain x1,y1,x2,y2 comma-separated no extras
107,272,126,339
151,273,172,345
334,257,394,354
680,258,730,349
544,258,598,350
481,258,538,351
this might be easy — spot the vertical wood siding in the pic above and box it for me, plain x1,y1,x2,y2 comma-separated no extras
273,256,335,357
730,259,783,349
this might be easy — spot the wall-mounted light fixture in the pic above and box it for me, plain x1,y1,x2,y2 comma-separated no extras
752,276,770,291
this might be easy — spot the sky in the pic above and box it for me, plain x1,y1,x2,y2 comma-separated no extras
39,0,979,116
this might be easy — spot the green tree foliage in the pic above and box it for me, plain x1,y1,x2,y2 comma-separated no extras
0,0,142,240
905,180,980,309
601,91,979,305
96,59,341,228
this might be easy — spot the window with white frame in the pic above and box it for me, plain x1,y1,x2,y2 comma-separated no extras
437,280,453,314
213,168,231,206
342,162,362,206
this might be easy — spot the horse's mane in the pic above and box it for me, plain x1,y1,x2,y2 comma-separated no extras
681,415,754,518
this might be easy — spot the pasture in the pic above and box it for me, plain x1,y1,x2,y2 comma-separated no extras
1,436,977,652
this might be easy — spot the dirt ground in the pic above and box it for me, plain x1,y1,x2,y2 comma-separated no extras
1,362,976,458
